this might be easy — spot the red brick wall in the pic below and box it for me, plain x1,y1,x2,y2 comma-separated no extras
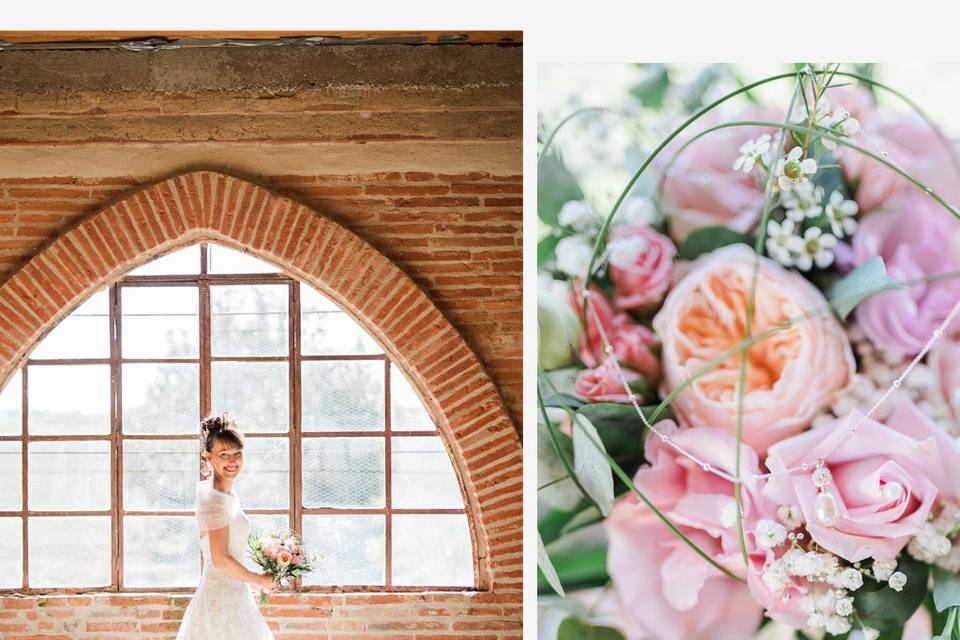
0,41,521,639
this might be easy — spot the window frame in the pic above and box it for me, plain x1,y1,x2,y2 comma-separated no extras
0,243,478,594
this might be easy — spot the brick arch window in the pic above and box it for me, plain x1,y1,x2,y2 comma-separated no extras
0,171,521,600
0,242,475,592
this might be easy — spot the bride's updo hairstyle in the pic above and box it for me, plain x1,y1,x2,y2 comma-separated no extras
199,413,245,461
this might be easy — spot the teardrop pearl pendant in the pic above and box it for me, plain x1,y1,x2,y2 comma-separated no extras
811,460,837,528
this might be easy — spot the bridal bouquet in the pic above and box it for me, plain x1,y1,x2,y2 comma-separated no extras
247,530,316,604
538,64,960,639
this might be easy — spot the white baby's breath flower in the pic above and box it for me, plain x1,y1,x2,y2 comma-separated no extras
834,596,854,617
607,234,649,269
777,504,805,530
554,236,594,277
861,628,881,640
762,560,789,592
888,571,907,592
782,181,824,222
733,134,772,174
824,191,859,237
837,567,864,591
824,615,851,635
558,200,597,231
871,558,897,582
791,226,837,271
766,219,798,267
755,519,788,548
617,196,657,227
775,147,818,192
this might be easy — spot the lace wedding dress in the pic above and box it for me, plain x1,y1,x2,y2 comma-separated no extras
175,479,275,640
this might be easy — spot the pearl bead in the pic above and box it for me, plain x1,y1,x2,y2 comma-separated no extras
815,491,839,528
881,482,903,501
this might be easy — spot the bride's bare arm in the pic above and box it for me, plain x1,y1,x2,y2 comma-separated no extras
207,527,274,590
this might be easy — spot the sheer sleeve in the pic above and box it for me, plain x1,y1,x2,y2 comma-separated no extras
196,480,236,532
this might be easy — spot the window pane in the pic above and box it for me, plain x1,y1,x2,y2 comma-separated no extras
31,289,109,360
122,363,200,435
391,437,464,509
244,514,289,574
0,442,21,511
124,516,199,588
302,438,384,509
392,515,473,587
302,361,384,432
128,245,201,276
123,439,196,511
28,441,110,511
390,364,435,432
29,516,111,587
302,515,384,586
300,284,381,355
211,285,287,357
0,517,22,588
208,244,279,274
211,361,288,433
121,286,199,358
28,364,110,435
0,371,20,435
233,438,288,509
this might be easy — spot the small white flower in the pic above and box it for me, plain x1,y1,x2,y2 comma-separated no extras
792,96,833,127
861,628,881,640
555,236,594,277
607,235,649,269
822,107,861,150
888,571,907,592
617,196,657,227
755,519,788,548
838,567,864,591
834,596,854,617
762,560,789,592
871,558,897,582
781,181,824,222
765,218,799,266
824,191,859,237
558,200,597,231
777,504,805,530
790,226,837,271
775,147,818,192
824,615,851,635
733,134,772,174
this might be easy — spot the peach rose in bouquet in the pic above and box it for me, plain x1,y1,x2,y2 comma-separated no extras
653,244,854,453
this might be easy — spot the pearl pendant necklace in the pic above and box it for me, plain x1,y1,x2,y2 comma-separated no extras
811,460,838,527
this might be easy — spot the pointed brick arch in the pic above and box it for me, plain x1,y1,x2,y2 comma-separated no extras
0,170,521,593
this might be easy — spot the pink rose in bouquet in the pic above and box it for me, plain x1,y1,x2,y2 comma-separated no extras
608,225,676,311
569,282,661,382
659,107,781,241
762,398,960,562
848,193,960,355
653,244,854,453
929,339,960,427
841,111,960,212
574,359,642,404
605,421,765,640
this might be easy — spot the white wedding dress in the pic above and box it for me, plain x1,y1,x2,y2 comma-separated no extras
175,478,275,640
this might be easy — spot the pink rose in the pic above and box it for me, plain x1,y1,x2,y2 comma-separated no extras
605,422,764,640
929,339,960,427
608,225,676,310
659,107,782,241
842,111,960,212
276,549,293,567
849,193,960,355
574,358,642,404
653,244,854,453
569,282,661,382
762,398,960,562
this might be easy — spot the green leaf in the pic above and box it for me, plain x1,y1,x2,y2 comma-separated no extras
934,567,960,612
630,64,670,109
537,547,608,593
557,616,625,640
559,505,602,536
676,226,750,261
538,292,582,370
537,530,565,597
811,150,848,199
855,554,929,633
539,233,561,268
576,402,666,462
571,413,614,516
543,392,586,411
827,256,905,320
538,152,584,227
538,408,581,513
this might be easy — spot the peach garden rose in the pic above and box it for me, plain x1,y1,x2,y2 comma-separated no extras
653,244,854,453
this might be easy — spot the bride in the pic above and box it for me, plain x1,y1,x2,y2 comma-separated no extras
175,414,277,640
